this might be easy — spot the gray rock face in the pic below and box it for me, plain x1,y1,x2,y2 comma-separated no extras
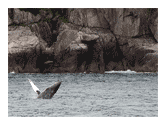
54,27,100,56
68,8,110,28
117,37,158,72
30,22,52,46
8,8,158,73
8,26,49,73
8,15,12,25
150,17,158,42
8,26,38,54
68,8,157,38
11,8,41,24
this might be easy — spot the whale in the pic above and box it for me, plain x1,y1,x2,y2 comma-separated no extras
28,79,61,99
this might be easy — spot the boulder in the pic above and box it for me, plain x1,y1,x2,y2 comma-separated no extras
8,26,38,53
54,28,99,56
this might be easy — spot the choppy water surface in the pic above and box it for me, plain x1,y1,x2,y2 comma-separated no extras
8,72,158,117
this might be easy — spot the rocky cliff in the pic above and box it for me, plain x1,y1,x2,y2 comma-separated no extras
8,8,158,73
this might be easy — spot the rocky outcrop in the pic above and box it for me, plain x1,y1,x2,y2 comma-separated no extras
68,8,110,28
50,24,103,73
8,8,158,73
8,15,12,25
50,23,121,73
8,8,63,47
117,37,158,72
54,28,99,55
8,26,50,73
150,17,158,42
8,8,41,25
68,8,158,40
30,22,53,47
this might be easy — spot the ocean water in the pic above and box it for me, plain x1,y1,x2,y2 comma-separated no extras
8,72,158,117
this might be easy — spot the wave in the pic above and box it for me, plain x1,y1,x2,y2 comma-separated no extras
105,69,136,74
10,71,15,74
